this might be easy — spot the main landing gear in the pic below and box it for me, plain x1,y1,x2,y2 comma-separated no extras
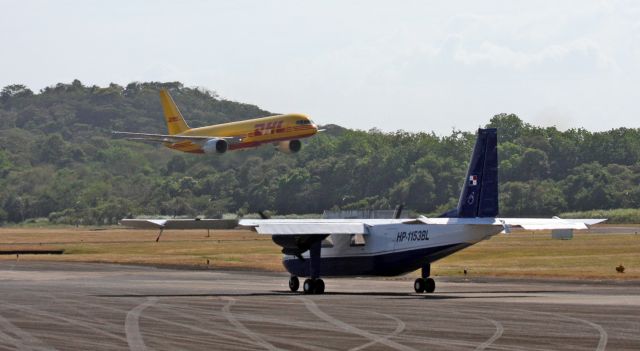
303,278,325,294
288,276,325,294
414,263,436,293
288,240,326,294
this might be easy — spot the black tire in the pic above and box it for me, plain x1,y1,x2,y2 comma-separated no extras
303,278,315,294
414,278,425,293
315,279,325,294
289,276,300,292
425,278,436,293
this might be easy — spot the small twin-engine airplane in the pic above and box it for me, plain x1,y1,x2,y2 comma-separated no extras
113,89,318,154
239,128,605,294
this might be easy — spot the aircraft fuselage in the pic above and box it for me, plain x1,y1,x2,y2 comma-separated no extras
168,114,318,153
282,223,502,277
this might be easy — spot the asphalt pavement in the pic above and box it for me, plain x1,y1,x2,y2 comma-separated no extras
0,261,638,350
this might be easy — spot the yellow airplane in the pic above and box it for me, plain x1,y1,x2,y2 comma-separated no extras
113,89,319,154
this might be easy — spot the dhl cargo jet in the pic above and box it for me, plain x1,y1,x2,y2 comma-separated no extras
113,89,319,154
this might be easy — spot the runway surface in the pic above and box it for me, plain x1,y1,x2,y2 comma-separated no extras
0,261,638,351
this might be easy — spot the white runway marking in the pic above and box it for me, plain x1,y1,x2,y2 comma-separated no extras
4,301,127,343
161,300,329,351
299,297,417,351
560,314,608,351
349,311,406,351
0,311,55,351
75,297,259,349
517,308,608,351
474,316,504,351
221,297,282,351
125,297,157,351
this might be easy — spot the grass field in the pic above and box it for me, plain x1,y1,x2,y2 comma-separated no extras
1,226,639,280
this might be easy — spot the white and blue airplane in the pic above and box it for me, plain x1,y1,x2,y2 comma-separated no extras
240,128,605,294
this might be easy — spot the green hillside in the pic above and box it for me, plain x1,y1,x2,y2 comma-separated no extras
1,80,639,225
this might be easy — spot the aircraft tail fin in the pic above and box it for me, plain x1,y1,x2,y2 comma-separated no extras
159,89,190,135
455,128,499,218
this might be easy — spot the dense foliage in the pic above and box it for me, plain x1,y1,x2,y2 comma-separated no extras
1,81,639,224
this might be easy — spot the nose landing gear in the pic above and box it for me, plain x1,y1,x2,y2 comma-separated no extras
289,276,300,292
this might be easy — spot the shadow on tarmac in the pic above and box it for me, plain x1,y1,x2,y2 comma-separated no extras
95,290,555,300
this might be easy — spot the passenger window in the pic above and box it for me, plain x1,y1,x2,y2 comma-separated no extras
350,234,366,247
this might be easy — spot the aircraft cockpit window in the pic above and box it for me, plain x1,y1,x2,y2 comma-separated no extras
350,234,366,247
296,120,311,125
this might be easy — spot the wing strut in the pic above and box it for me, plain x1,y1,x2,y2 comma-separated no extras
155,228,164,242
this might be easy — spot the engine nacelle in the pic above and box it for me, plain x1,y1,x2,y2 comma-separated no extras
277,139,302,153
272,234,328,256
202,138,228,154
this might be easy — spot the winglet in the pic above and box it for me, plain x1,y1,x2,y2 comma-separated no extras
159,89,190,135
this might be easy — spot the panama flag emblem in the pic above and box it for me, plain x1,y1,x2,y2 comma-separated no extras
469,175,478,186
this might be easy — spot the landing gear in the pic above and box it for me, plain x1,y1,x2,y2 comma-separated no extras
302,240,326,294
303,278,325,294
425,277,435,293
415,263,436,293
289,276,299,292
315,279,325,294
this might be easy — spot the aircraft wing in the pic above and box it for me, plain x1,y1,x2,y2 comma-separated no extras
120,218,238,230
414,216,606,230
239,218,417,235
112,131,239,144
240,220,374,235
239,217,606,235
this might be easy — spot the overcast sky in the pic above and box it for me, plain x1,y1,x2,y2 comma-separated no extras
2,0,639,134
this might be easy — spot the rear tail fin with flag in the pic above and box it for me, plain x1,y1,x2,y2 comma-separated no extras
159,89,190,135
455,128,499,218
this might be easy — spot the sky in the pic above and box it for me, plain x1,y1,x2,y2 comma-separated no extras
1,0,639,134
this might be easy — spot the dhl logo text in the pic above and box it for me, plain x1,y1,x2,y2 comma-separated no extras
254,121,283,131
253,121,284,136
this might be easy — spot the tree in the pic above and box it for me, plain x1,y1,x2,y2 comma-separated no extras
1,80,639,223
486,113,526,143
1,84,33,101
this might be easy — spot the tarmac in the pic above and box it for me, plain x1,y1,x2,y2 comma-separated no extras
0,261,638,350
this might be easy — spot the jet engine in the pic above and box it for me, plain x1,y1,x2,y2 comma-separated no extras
276,139,302,153
202,138,228,154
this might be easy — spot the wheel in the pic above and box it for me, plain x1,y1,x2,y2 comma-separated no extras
303,278,315,294
425,277,435,293
315,279,325,294
414,278,425,293
289,276,299,292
